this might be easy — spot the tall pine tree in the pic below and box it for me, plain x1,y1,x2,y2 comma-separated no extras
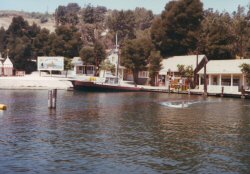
151,0,203,57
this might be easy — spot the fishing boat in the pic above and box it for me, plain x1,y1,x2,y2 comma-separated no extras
72,80,143,92
71,32,143,92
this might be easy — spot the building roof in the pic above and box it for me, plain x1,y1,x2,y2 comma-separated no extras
198,59,250,75
159,55,206,75
3,57,13,67
72,57,83,66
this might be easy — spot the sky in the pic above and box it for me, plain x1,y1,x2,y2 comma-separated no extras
0,0,249,14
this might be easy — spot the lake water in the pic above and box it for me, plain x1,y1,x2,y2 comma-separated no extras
0,90,250,174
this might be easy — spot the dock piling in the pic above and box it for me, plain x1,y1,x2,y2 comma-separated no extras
48,89,57,109
48,90,52,108
241,86,245,99
221,86,224,97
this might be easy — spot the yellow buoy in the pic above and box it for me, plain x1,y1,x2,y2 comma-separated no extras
0,104,7,110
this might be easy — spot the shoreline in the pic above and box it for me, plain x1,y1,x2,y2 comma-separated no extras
0,75,73,90
0,75,249,99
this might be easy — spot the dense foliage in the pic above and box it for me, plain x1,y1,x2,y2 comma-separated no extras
148,50,162,86
240,63,250,86
151,0,203,57
0,0,250,74
121,37,153,84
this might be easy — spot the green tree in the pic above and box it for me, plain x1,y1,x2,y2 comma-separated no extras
94,41,106,75
94,6,107,23
82,5,107,26
121,38,153,85
177,64,194,89
151,0,203,57
80,23,96,46
134,7,154,30
150,17,164,52
6,16,30,37
83,4,95,24
100,60,115,75
232,6,248,58
240,63,250,86
64,57,73,77
50,25,82,57
0,27,6,53
107,10,136,43
55,6,67,25
66,3,81,12
55,3,80,26
5,16,38,73
177,64,186,77
8,36,36,73
33,28,51,56
148,50,162,86
202,11,235,59
79,46,95,65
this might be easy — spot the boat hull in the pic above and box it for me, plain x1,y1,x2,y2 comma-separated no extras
72,81,143,92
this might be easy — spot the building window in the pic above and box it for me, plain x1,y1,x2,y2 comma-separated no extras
138,71,149,78
233,77,240,86
221,76,231,86
213,76,218,85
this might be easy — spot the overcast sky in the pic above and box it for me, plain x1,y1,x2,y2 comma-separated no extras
0,0,249,14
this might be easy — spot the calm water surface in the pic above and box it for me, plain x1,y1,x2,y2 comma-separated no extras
0,90,250,174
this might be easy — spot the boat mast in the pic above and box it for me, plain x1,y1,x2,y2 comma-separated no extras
115,32,119,78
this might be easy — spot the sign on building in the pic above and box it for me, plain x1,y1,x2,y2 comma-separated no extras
37,57,64,71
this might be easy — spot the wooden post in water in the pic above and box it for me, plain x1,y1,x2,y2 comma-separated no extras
48,90,52,108
48,89,57,109
241,86,245,99
203,63,207,96
221,86,224,97
188,83,191,95
52,89,57,109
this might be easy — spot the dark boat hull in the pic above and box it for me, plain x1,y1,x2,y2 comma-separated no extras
72,81,143,92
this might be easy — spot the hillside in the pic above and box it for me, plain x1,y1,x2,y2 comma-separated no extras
0,10,56,32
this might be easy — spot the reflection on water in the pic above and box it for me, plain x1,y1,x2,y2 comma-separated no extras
0,90,250,173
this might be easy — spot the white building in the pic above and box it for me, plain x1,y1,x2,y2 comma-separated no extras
198,59,250,94
159,55,206,87
100,50,126,80
3,56,13,76
71,57,95,76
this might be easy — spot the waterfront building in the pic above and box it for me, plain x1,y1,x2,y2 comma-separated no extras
122,69,149,85
158,55,206,88
71,57,95,76
197,59,250,94
119,54,207,86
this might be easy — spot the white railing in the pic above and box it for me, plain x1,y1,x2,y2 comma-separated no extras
199,85,240,94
